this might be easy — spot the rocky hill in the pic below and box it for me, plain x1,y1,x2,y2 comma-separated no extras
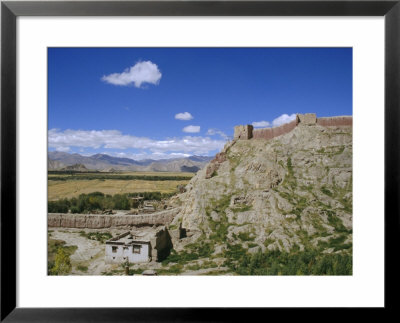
164,116,352,274
48,157,64,170
59,163,89,172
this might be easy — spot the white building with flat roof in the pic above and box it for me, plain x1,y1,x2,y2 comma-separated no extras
105,227,173,264
105,232,152,264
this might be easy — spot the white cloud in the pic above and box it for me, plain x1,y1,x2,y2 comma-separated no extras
272,113,297,127
251,114,297,129
101,61,162,88
175,112,194,121
48,129,223,156
206,128,229,140
182,125,200,133
252,121,270,128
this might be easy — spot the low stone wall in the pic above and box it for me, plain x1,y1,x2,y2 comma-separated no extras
316,116,353,127
48,208,180,229
253,119,297,140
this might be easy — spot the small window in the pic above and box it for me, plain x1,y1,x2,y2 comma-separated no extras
132,245,141,254
112,246,118,253
123,246,128,251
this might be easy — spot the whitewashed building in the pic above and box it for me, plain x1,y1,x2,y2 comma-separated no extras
105,232,152,264
105,227,173,264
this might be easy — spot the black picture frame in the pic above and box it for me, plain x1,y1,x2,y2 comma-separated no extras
1,0,399,321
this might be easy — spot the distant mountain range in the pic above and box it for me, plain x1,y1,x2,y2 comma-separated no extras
48,151,213,173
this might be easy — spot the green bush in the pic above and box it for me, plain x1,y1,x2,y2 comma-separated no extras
77,265,88,272
112,194,130,210
227,247,352,275
48,199,69,213
49,248,72,275
48,191,177,213
238,231,254,241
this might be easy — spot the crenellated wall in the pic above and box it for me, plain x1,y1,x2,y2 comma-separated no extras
235,114,352,141
207,113,352,179
253,119,298,140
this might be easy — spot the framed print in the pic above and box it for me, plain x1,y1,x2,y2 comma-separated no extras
1,0,399,321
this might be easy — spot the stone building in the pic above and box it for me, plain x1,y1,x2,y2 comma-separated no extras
296,113,317,125
130,196,144,208
141,202,156,213
105,231,152,264
105,227,173,264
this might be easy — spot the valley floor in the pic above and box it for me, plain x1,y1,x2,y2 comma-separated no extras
48,225,352,276
48,227,232,276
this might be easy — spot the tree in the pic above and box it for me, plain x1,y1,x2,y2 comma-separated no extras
48,199,69,213
112,194,130,210
50,248,72,275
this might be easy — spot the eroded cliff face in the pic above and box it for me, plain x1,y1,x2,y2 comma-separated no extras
169,123,352,253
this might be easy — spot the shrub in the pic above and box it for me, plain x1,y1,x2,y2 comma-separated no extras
50,248,72,275
77,265,88,272
48,199,69,213
48,190,180,213
237,231,254,242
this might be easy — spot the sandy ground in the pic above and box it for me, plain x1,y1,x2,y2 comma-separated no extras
48,227,228,276
49,228,125,275
49,227,162,275
180,267,231,275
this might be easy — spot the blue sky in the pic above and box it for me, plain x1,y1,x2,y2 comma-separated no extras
48,48,352,160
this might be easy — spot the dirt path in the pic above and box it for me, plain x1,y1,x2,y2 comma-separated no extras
50,229,108,275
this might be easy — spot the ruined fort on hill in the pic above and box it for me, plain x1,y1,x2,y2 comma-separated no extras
48,113,353,272
205,113,352,179
48,113,352,228
234,113,352,141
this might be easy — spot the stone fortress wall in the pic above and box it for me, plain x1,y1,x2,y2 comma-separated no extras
252,119,298,140
316,116,353,127
206,113,352,179
234,113,352,141
48,207,180,229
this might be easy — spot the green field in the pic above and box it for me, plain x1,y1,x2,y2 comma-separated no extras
48,171,193,200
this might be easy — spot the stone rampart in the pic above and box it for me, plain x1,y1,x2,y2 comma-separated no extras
253,119,297,140
48,208,180,229
235,114,352,142
316,116,353,127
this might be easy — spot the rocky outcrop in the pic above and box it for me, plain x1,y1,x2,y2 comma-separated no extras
48,208,180,229
205,152,227,179
170,117,352,253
